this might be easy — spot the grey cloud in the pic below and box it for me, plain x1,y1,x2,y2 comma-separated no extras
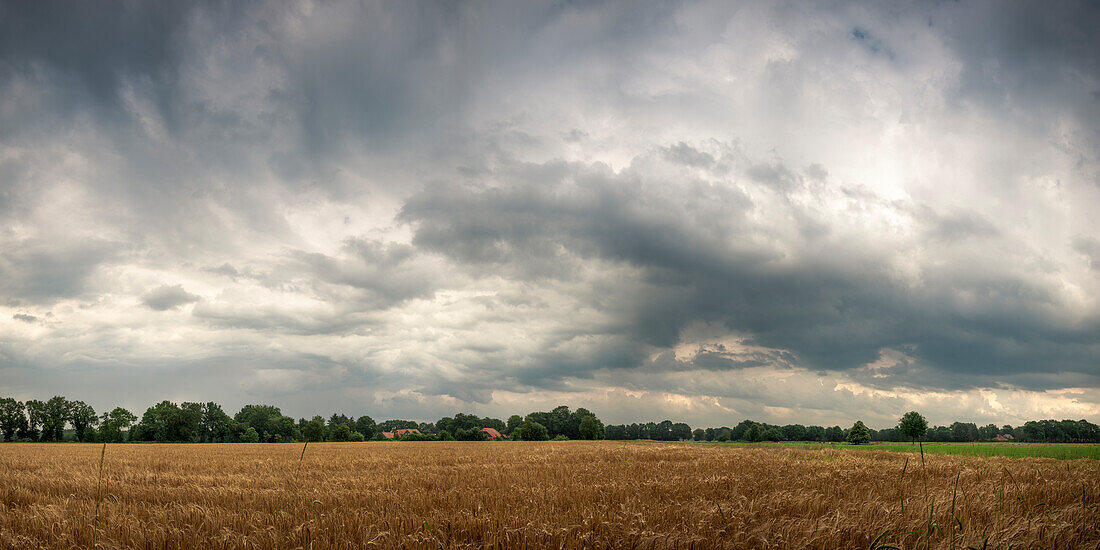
0,239,119,305
1073,236,1100,271
1,0,1098,425
12,313,37,323
142,285,200,311
401,150,1100,391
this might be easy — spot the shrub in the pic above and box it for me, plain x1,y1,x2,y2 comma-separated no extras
514,420,549,441
349,431,365,442
241,427,260,443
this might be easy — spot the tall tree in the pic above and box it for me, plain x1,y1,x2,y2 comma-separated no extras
42,396,69,442
899,410,929,463
67,400,97,442
200,402,234,442
579,415,604,440
0,398,24,441
301,416,326,442
24,399,46,441
354,415,377,439
506,415,524,435
99,407,137,443
898,411,928,444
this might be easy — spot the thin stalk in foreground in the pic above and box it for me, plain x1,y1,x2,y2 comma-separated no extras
92,442,106,548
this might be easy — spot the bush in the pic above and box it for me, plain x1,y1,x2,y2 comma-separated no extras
241,427,260,443
514,420,549,441
398,432,435,441
552,434,569,441
349,431,365,442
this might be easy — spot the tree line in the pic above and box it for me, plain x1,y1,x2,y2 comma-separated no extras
0,397,607,443
1,396,1097,444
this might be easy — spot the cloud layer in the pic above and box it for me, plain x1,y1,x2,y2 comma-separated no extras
1,0,1098,427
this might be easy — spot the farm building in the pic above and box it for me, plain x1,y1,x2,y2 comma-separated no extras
381,432,394,439
395,428,421,437
481,427,506,439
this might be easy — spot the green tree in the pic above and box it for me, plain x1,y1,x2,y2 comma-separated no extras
178,402,204,442
506,415,524,435
200,402,234,442
671,422,693,441
24,399,45,441
514,419,549,441
604,424,626,440
692,428,705,441
899,411,928,442
349,431,365,442
898,411,928,444
579,415,604,440
781,424,807,441
241,426,260,443
846,421,871,445
354,416,376,439
0,398,24,441
763,426,783,442
301,416,326,442
824,426,845,442
42,396,69,442
331,422,351,442
235,405,284,443
135,401,191,442
99,407,137,443
745,424,762,442
67,400,97,442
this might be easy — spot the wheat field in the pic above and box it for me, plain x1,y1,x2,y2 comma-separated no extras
0,441,1097,549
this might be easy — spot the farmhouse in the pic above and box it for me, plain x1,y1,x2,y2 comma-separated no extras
481,427,506,439
381,432,395,439
995,433,1015,442
395,428,421,437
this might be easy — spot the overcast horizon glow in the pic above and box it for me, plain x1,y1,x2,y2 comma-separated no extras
1,1,1099,429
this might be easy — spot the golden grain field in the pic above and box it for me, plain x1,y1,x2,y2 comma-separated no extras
0,441,1097,549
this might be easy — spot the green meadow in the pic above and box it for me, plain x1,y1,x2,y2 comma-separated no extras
682,440,1100,460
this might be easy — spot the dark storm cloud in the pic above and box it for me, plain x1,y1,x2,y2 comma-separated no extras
142,285,200,311
400,152,1100,391
1,0,1098,423
0,2,192,130
936,2,1100,114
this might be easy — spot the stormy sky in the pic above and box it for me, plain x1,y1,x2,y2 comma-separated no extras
1,1,1098,428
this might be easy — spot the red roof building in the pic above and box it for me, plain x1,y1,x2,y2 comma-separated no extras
381,432,395,439
481,427,506,439
395,428,421,437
